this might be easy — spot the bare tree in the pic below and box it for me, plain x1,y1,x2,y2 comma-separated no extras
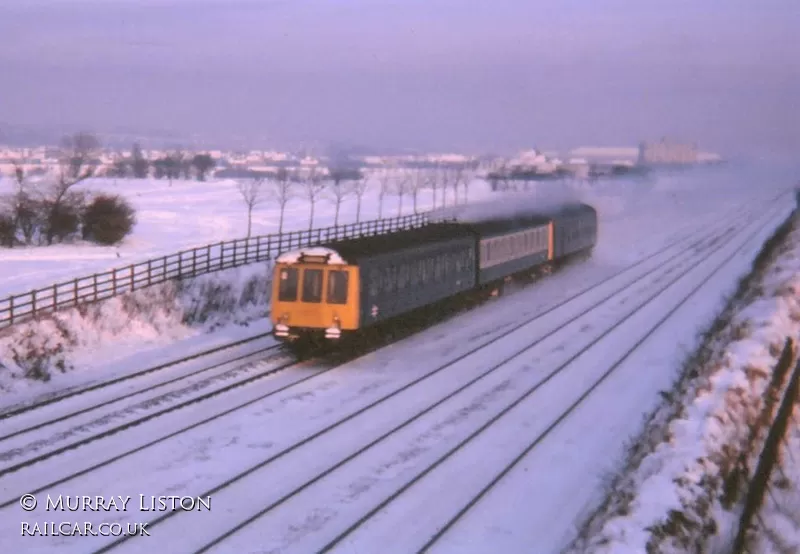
130,142,149,179
450,163,474,205
42,132,100,245
236,175,267,238
8,162,39,245
3,160,28,246
107,151,128,183
487,159,512,192
327,167,360,226
424,164,440,210
303,166,327,230
351,174,370,223
377,167,393,219
269,168,294,234
394,170,411,216
460,161,478,203
10,158,26,195
408,167,425,214
438,165,454,209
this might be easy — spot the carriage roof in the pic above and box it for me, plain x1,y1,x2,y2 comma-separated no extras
276,222,476,264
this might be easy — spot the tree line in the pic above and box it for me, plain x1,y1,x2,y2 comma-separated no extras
235,162,478,238
107,143,215,183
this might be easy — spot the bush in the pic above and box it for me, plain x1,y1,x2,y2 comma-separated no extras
46,201,82,244
82,194,136,245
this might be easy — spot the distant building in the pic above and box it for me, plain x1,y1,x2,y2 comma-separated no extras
637,138,698,166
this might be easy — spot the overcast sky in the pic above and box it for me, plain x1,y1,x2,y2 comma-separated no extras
2,0,799,156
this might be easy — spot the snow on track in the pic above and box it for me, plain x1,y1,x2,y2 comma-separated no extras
7,198,772,553
0,344,292,468
184,200,785,554
0,184,790,553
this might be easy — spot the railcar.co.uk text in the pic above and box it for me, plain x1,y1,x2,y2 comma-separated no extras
18,494,212,537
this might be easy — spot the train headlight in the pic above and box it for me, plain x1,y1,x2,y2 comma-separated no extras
325,316,342,339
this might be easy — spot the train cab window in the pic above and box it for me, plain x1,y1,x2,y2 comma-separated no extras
301,269,323,303
278,267,299,301
326,270,348,304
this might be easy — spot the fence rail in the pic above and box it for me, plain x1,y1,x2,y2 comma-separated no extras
731,337,800,553
0,212,436,329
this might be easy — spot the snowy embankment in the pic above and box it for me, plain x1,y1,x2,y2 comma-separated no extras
0,262,272,396
569,210,800,554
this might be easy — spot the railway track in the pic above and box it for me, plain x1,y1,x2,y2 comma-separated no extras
0,199,753,483
162,200,785,554
0,340,287,444
27,197,772,552
0,331,277,420
0,193,788,553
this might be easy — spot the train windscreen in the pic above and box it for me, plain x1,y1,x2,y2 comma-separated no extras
278,267,299,301
327,270,349,304
301,269,323,303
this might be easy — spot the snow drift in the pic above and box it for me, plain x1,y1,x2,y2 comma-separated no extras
569,212,800,554
0,262,273,394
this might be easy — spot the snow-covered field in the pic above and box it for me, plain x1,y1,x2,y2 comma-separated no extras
0,162,798,553
0,171,490,299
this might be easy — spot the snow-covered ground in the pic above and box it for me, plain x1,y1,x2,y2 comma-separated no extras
0,171,492,299
568,205,800,554
0,162,798,553
0,262,273,398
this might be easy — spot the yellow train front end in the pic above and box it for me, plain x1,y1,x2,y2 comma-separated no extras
270,249,360,343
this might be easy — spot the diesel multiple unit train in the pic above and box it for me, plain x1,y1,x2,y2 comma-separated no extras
270,202,598,346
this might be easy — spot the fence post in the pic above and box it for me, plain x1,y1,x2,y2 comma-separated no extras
147,260,153,285
53,283,57,311
74,279,78,305
192,249,197,276
732,339,800,553
31,289,37,316
220,242,224,270
93,274,98,302
207,244,212,272
163,256,167,280
130,265,135,292
9,295,14,324
178,252,183,277
112,270,117,296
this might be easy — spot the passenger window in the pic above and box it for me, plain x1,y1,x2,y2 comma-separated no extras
301,269,323,303
327,270,348,304
385,267,394,292
278,267,299,301
369,269,380,297
399,264,409,288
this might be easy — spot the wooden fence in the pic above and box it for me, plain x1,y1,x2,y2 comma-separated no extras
0,213,435,329
731,337,800,553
